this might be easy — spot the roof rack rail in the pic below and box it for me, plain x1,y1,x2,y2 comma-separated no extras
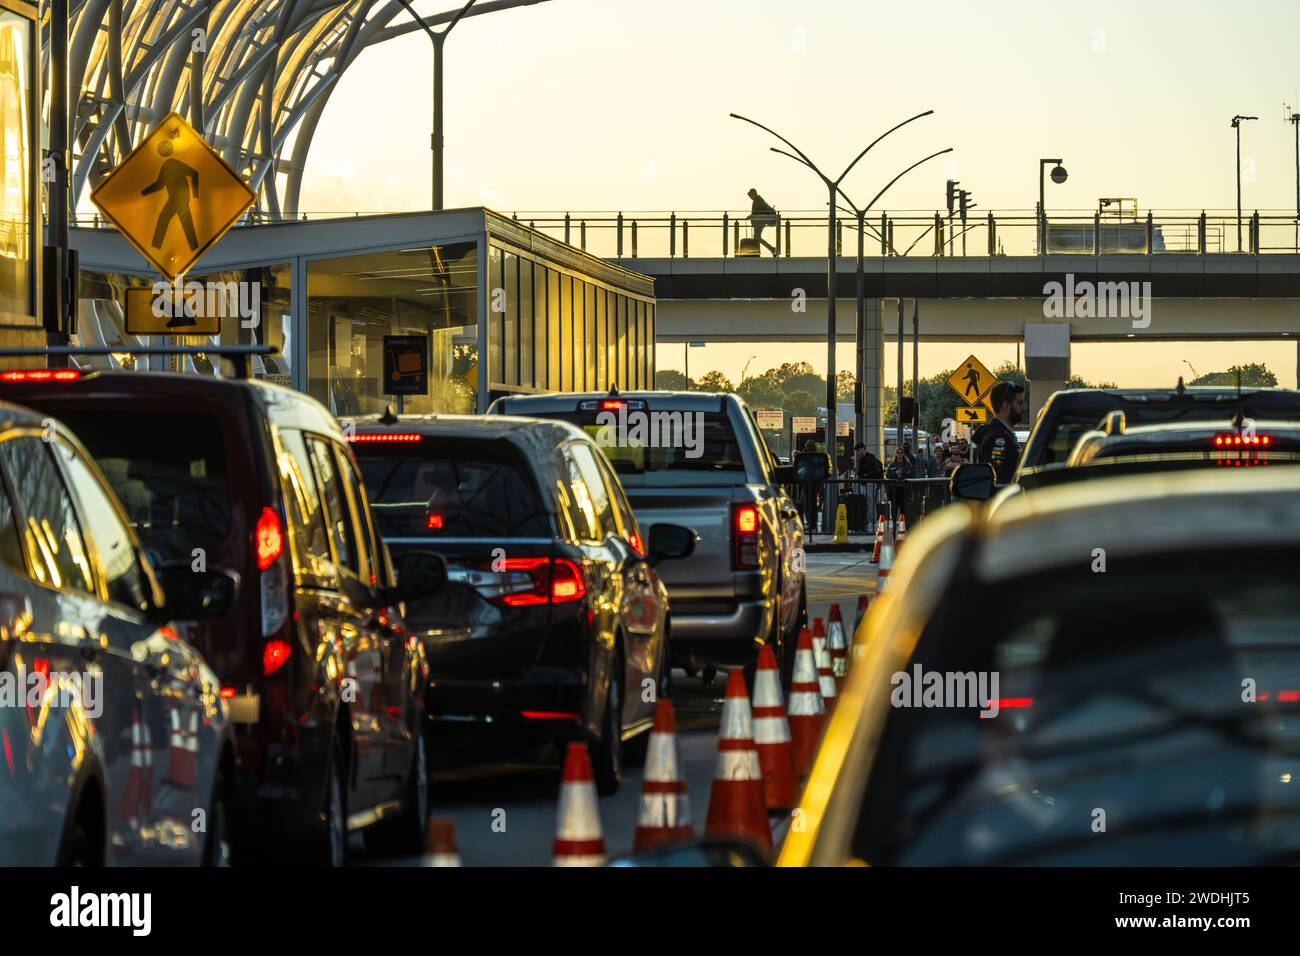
0,345,278,381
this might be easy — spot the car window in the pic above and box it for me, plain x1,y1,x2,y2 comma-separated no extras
0,460,26,578
0,437,94,596
275,428,336,587
353,436,551,539
335,446,380,588
55,438,149,612
568,443,615,541
560,446,604,543
854,549,1300,866
307,436,359,577
595,453,642,551
545,409,747,487
47,409,231,565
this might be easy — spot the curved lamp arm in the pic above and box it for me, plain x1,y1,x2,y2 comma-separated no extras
836,109,934,186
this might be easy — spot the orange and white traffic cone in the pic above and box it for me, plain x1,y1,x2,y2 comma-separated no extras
633,699,693,852
870,515,885,564
787,628,826,777
895,513,908,548
877,526,896,591
705,670,772,851
116,710,152,821
166,707,199,788
553,742,607,866
422,818,462,866
750,646,798,811
811,620,839,715
826,603,848,685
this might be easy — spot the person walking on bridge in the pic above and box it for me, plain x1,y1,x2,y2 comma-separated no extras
747,188,778,255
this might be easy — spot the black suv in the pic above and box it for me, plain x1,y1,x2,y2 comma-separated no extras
348,414,694,795
3,369,442,864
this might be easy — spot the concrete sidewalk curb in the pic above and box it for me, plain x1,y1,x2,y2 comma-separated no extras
804,542,870,553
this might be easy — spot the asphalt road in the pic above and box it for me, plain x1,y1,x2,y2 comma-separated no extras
354,551,877,866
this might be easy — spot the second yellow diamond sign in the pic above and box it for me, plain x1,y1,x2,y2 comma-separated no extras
90,113,256,281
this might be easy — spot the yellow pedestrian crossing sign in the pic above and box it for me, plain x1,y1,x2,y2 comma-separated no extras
947,354,996,408
955,405,989,424
90,113,256,281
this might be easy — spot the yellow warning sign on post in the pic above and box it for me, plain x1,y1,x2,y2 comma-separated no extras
954,405,989,424
946,354,996,408
124,286,219,335
90,113,256,281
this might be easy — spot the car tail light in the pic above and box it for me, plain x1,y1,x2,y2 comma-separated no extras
346,433,423,444
426,513,444,530
263,639,292,676
734,504,760,569
0,369,81,383
482,557,587,607
220,687,237,699
550,558,587,603
255,507,283,571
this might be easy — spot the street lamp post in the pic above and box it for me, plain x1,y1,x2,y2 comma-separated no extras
394,0,548,210
1231,115,1258,252
731,110,944,521
1037,158,1068,254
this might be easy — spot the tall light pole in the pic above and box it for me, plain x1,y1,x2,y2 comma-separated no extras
1231,115,1257,252
1037,158,1067,254
731,110,941,517
394,0,548,210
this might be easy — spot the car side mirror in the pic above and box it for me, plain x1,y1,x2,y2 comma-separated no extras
793,451,830,483
394,551,447,601
950,462,997,501
154,565,237,620
647,523,697,566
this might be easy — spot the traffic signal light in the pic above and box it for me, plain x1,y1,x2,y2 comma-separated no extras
946,179,959,215
959,189,972,221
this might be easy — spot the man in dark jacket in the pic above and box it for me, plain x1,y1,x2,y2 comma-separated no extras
854,441,884,480
748,188,778,255
972,380,1026,484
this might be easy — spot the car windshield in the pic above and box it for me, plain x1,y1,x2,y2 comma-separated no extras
52,409,232,566
1031,392,1300,467
540,409,748,487
354,437,551,538
853,549,1300,865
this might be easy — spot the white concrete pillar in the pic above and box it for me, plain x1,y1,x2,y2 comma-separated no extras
1024,322,1071,420
857,298,884,461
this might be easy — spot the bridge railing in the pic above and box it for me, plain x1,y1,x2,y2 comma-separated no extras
68,208,1300,259
492,209,1300,259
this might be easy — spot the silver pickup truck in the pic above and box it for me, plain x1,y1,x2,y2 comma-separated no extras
488,391,807,682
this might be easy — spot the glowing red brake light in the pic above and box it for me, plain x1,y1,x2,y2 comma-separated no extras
263,639,292,676
628,532,645,557
551,558,586,603
601,400,625,411
220,687,237,699
0,369,81,383
426,514,444,530
736,505,759,534
347,433,423,444
255,507,283,570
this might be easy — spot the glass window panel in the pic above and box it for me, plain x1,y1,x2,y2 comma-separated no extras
560,273,573,391
534,264,548,387
486,244,503,386
606,290,616,390
585,282,597,392
518,257,534,389
503,252,519,387
0,12,31,317
547,269,561,389
306,242,478,417
617,295,628,390
648,303,656,384
0,438,93,595
595,287,607,390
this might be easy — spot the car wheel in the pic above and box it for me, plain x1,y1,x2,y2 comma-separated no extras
312,739,348,867
591,658,623,797
364,729,429,858
203,769,233,867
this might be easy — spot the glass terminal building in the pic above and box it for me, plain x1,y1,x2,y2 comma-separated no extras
69,208,657,415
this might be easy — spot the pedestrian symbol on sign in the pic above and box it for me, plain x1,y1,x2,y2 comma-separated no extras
141,137,200,251
962,363,982,400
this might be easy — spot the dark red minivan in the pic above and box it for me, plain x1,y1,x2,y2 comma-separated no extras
1,368,443,865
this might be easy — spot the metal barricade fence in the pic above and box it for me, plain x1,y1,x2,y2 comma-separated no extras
787,476,955,538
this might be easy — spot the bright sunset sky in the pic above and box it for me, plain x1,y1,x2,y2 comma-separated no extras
299,0,1300,387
